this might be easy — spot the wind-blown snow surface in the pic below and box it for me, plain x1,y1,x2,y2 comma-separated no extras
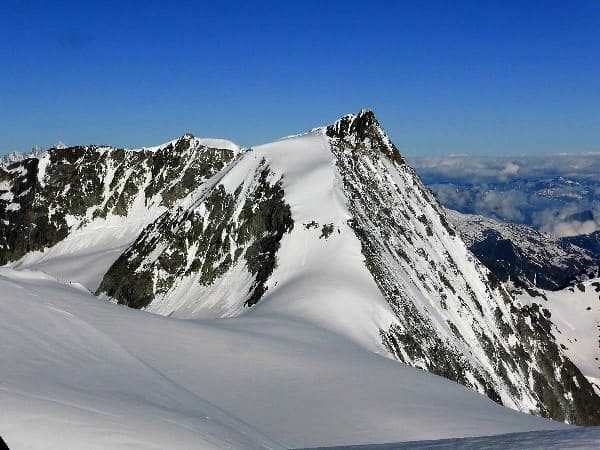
0,269,281,450
0,267,567,449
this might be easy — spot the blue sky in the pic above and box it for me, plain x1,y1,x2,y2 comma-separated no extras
1,0,599,156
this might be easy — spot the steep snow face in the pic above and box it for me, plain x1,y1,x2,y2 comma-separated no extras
0,267,568,449
326,110,600,424
448,210,598,290
520,278,600,390
1,135,240,289
248,130,399,351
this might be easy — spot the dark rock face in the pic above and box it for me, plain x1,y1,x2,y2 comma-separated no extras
326,110,600,425
326,110,405,166
96,159,293,310
0,138,236,265
0,157,69,264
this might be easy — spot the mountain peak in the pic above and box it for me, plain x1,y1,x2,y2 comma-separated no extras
328,109,378,138
326,109,404,165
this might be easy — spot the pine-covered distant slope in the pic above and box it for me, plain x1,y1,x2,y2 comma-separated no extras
563,231,600,259
2,111,599,425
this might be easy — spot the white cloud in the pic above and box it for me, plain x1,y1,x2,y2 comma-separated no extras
536,205,600,238
410,153,600,237
409,153,600,184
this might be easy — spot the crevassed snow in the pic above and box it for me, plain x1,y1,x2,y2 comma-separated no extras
0,267,566,449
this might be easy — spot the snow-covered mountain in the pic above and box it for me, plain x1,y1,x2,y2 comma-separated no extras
448,210,599,290
1,110,599,448
0,146,46,167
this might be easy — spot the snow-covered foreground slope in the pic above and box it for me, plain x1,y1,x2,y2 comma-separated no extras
0,267,568,449
0,269,281,450
520,279,600,390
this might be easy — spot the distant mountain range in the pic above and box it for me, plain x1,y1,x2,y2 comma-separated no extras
448,210,599,291
410,154,600,239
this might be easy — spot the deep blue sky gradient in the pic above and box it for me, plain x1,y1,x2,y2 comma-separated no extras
1,0,599,155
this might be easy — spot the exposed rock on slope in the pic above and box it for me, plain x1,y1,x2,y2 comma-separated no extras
97,157,294,311
326,110,600,425
0,135,238,267
519,278,600,393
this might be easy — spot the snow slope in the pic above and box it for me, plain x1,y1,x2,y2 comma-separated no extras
221,130,398,350
0,267,568,449
0,269,281,450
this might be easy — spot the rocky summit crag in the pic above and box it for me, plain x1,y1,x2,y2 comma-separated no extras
1,110,598,425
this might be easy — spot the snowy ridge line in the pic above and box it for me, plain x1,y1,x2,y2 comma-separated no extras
1,134,242,290
1,147,47,167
